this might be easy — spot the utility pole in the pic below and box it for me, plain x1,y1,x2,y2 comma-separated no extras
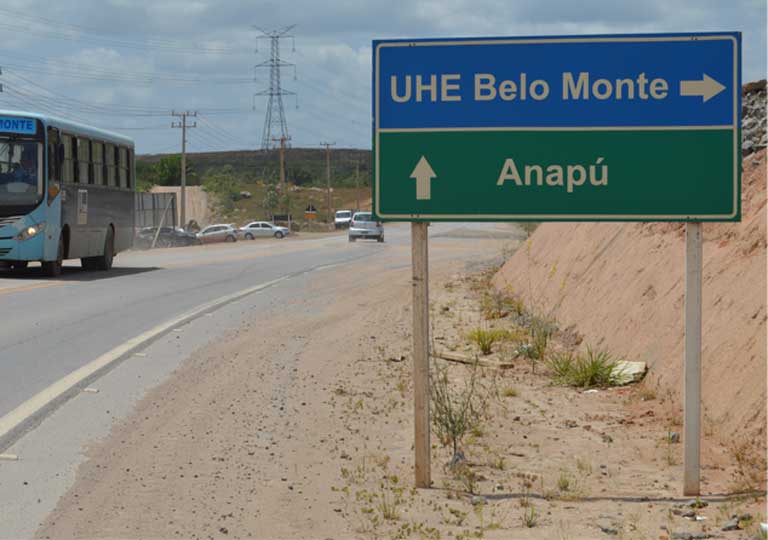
271,135,291,227
271,136,290,189
355,160,360,212
255,26,296,149
171,110,197,228
320,142,335,224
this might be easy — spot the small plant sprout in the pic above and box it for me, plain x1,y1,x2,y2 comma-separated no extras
522,506,538,528
501,386,518,398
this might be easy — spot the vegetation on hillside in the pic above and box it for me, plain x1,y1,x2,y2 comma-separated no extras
138,147,371,190
137,148,373,224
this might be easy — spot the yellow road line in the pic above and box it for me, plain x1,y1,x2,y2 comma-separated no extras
0,281,65,296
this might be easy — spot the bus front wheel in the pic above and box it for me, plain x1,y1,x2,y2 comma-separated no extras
42,237,64,277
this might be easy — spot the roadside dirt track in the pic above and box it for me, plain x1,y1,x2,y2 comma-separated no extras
36,231,764,540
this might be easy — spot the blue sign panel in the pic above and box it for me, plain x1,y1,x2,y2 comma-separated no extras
0,116,37,135
375,33,739,129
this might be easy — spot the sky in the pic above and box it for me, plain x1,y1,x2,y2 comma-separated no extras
0,0,764,154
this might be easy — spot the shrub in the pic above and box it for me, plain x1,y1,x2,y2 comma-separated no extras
467,328,507,355
430,362,487,458
547,348,621,388
571,348,620,387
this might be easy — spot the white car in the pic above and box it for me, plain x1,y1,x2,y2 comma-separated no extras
334,210,353,229
239,221,289,240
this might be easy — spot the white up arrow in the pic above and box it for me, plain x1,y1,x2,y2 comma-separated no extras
679,74,726,102
410,156,436,200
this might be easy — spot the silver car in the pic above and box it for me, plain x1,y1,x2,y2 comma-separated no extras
239,221,289,240
197,224,238,244
348,212,383,242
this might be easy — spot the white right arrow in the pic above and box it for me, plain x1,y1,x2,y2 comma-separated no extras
410,156,437,201
679,73,726,103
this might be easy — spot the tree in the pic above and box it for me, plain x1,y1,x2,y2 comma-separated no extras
153,155,197,186
202,166,239,215
135,160,158,192
262,184,280,217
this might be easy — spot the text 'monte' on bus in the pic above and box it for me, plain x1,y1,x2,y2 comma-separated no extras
0,111,136,276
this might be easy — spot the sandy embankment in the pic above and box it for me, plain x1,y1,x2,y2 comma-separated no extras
492,149,767,453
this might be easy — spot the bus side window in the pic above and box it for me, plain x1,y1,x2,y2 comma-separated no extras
62,135,74,183
92,142,104,185
118,146,128,189
77,137,90,184
47,128,60,182
105,143,116,186
126,148,133,189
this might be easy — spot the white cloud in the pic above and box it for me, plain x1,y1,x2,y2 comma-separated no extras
0,0,763,153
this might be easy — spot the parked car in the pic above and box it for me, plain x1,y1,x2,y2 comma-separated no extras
239,221,289,240
197,223,238,244
135,226,201,249
334,210,353,229
348,212,384,242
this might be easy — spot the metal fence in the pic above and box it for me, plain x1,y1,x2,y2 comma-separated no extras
135,192,177,229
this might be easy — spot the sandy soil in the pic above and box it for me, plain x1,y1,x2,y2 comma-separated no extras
493,150,767,456
37,230,765,540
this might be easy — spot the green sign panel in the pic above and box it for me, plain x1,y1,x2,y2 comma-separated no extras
373,34,741,221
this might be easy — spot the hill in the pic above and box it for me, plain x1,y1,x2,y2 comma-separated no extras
137,147,371,188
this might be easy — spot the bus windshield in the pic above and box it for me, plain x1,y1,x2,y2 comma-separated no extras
0,139,43,206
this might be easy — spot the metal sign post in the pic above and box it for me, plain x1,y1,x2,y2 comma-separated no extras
684,222,703,495
411,222,431,488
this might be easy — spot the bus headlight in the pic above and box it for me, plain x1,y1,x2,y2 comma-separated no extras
17,222,46,241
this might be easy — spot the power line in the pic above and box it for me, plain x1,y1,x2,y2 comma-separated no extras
0,9,246,55
1,75,254,118
0,54,255,86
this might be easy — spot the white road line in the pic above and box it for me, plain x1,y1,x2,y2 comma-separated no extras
0,275,290,450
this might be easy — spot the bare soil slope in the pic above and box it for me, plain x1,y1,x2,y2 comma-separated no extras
493,150,767,451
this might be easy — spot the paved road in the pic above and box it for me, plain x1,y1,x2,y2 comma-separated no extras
0,222,520,423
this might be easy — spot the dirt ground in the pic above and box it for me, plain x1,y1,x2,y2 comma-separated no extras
492,149,767,454
37,231,765,540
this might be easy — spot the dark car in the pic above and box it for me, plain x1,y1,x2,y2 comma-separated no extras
135,227,201,249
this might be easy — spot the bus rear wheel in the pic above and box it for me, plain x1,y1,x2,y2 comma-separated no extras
96,228,115,270
42,237,64,277
81,228,114,271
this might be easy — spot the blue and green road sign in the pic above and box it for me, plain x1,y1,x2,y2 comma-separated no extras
373,33,741,221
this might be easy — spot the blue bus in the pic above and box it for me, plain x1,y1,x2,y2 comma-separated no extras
0,111,136,276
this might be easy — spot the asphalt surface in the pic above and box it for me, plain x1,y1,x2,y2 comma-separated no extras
0,222,520,423
0,220,522,538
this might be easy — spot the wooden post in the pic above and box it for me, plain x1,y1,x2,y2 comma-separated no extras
412,222,431,488
150,196,174,249
683,221,703,496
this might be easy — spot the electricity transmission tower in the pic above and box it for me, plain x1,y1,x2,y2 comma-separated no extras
255,26,296,150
